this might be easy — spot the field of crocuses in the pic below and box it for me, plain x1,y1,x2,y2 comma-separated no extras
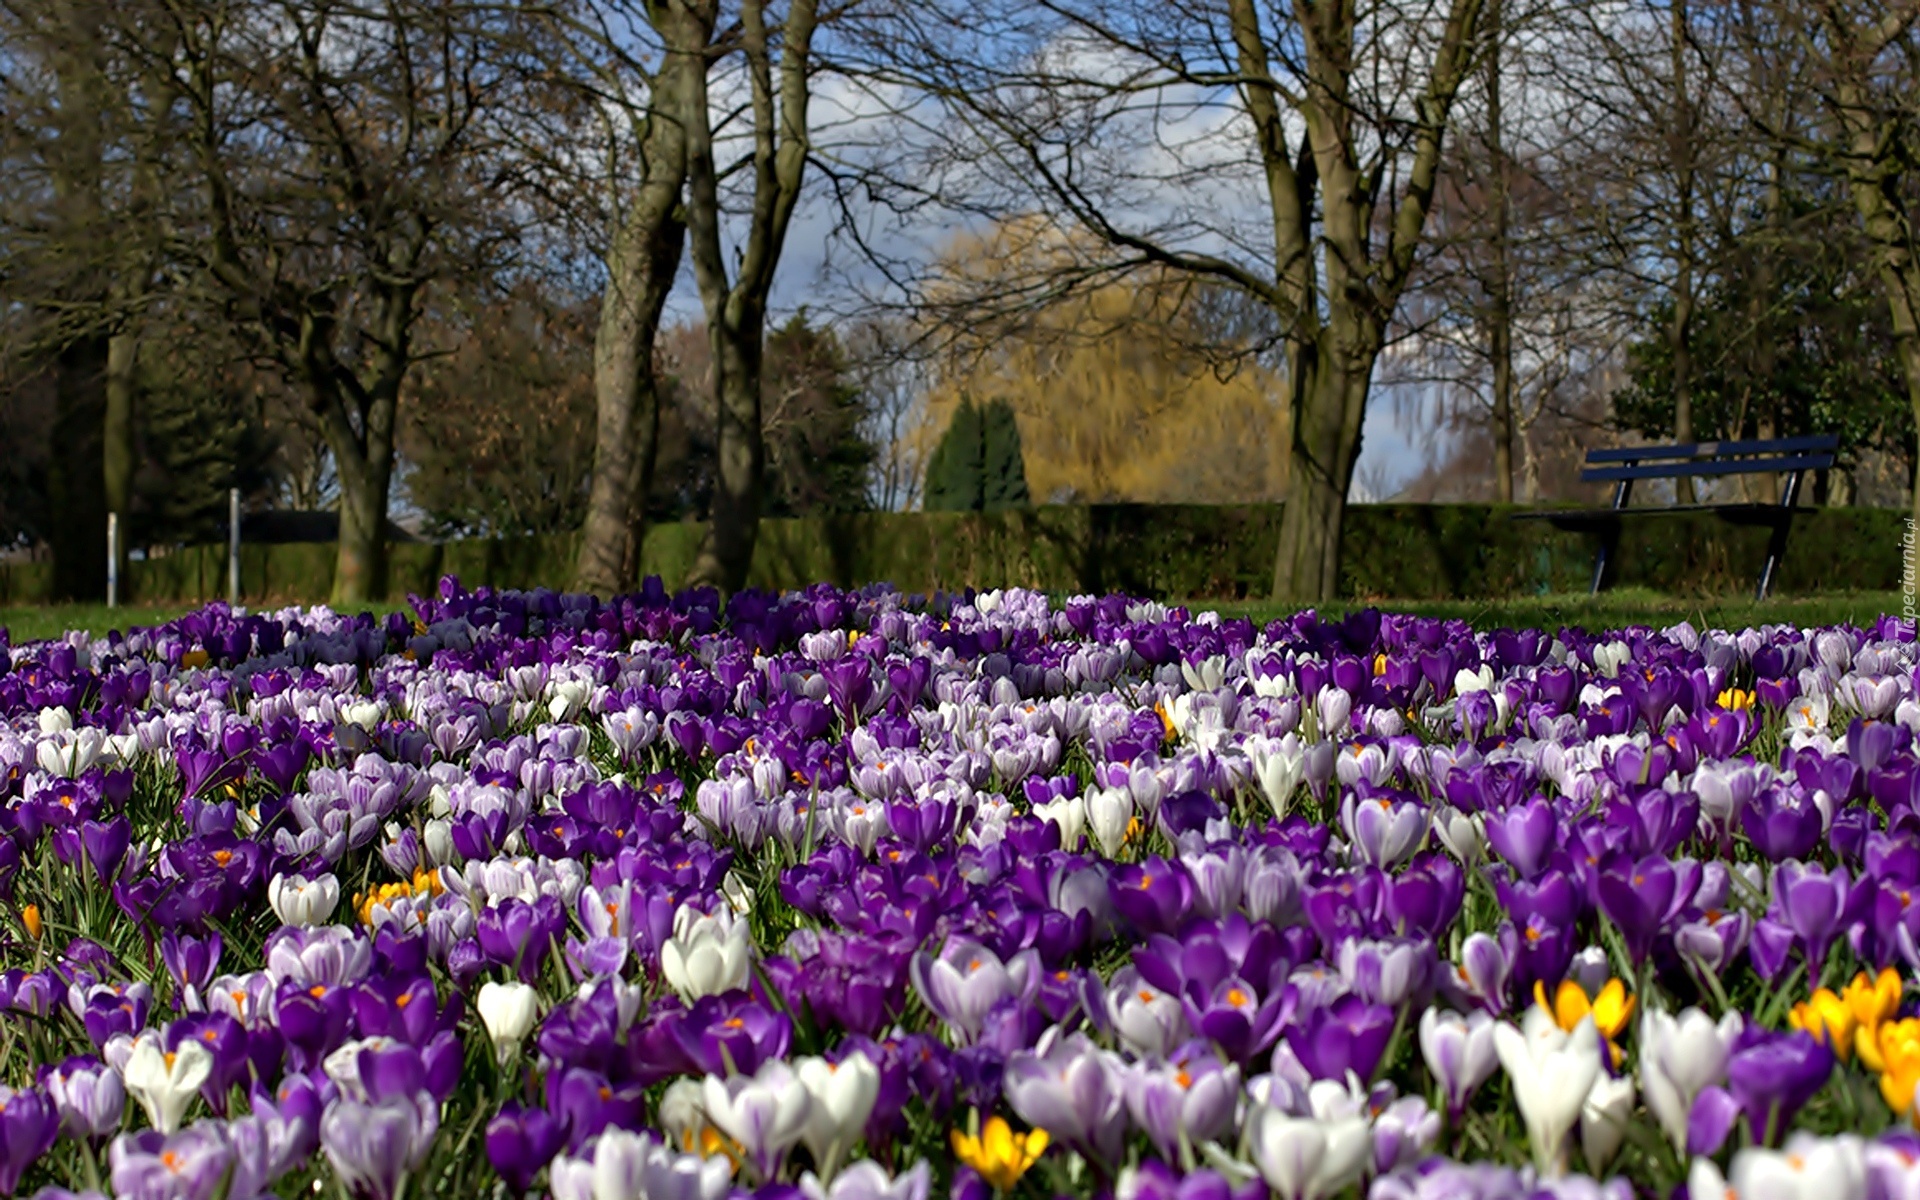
3,578,1919,1200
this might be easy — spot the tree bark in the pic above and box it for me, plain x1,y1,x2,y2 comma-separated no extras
49,335,110,602
1245,0,1481,600
1272,334,1373,602
1815,6,1920,537
321,376,398,607
1668,0,1697,502
678,0,816,593
574,161,687,597
1485,0,1515,503
314,285,409,607
103,330,137,576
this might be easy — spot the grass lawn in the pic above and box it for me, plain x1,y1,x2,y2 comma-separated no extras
1196,587,1912,633
1,588,1911,646
1,604,204,645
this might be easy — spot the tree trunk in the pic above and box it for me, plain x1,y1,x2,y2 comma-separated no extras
689,311,768,590
575,194,686,597
1272,336,1371,602
103,331,137,577
49,335,109,602
1489,287,1516,504
1485,0,1515,503
620,394,661,585
674,0,814,594
1668,0,1696,503
574,26,695,598
320,377,397,607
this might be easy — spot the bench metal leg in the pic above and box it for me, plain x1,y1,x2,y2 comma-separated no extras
1591,479,1632,595
1756,470,1805,601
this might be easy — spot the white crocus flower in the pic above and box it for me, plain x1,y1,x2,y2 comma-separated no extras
477,981,541,1065
1247,1105,1372,1200
1689,1132,1866,1200
721,871,755,916
268,872,341,927
1031,795,1086,851
702,1060,812,1180
1592,642,1630,679
1454,665,1495,694
340,700,383,731
1493,1008,1601,1176
660,903,751,1001
122,1034,213,1133
1640,1006,1741,1153
1087,787,1134,859
1247,735,1307,819
1580,1074,1635,1173
795,1051,880,1179
547,679,590,722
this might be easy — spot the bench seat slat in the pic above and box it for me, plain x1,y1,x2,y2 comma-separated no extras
1583,434,1839,464
1580,453,1833,483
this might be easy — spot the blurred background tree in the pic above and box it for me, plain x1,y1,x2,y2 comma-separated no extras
922,396,1030,512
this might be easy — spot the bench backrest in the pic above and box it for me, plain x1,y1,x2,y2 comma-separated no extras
1580,435,1838,483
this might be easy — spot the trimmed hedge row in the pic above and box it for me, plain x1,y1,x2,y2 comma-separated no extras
0,503,1906,606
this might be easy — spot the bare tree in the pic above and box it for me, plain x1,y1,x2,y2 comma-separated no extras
1797,0,1920,525
675,0,820,591
133,0,527,604
845,0,1488,601
0,0,178,596
533,1,705,595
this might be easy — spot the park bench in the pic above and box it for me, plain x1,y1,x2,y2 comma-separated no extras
1512,434,1839,599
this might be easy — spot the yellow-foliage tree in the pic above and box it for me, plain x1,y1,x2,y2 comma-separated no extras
916,222,1290,505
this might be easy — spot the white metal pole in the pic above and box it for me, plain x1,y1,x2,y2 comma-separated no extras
106,513,119,609
228,487,241,606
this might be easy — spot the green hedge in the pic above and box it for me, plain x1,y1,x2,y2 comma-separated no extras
0,503,1907,605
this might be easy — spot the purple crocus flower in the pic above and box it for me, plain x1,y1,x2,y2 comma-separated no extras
1741,788,1824,862
1593,851,1685,961
908,938,1038,1045
1107,858,1196,936
1285,993,1397,1082
160,930,224,996
0,1085,59,1193
1116,1160,1266,1200
1342,795,1429,870
474,895,567,984
1724,1029,1833,1144
45,1055,124,1143
320,1091,441,1200
1003,1031,1127,1167
1439,928,1515,1014
1121,1041,1240,1159
1335,936,1437,1008
1418,1008,1498,1119
1772,860,1860,982
1483,797,1557,879
486,1101,565,1192
109,1125,233,1200
673,997,793,1079
78,816,131,887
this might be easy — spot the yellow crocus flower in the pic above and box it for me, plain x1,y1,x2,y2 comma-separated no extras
952,1115,1049,1191
1716,688,1754,711
19,904,41,941
1535,977,1635,1066
1535,978,1635,1042
1844,968,1903,1033
1868,1018,1920,1120
1788,987,1859,1061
